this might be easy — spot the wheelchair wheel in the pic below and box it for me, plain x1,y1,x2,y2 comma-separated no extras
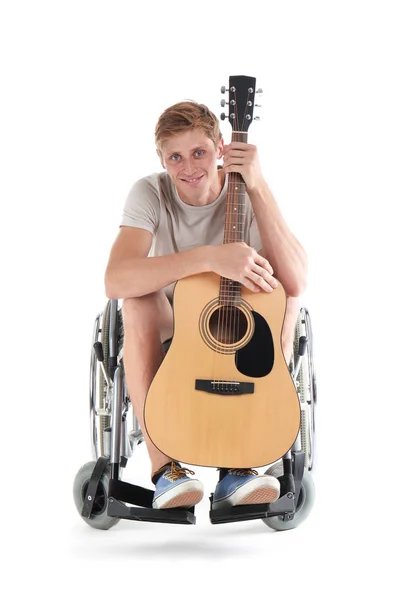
97,301,112,456
262,461,315,531
294,307,317,470
91,301,124,458
73,461,119,530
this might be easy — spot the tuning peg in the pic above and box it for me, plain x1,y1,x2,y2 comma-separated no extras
254,116,261,121
221,85,227,94
256,88,263,94
220,112,227,120
255,104,262,107
220,99,226,107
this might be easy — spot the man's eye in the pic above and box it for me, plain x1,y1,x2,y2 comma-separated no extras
194,150,205,157
171,154,180,161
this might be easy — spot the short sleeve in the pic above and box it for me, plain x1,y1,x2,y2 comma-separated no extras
120,176,160,235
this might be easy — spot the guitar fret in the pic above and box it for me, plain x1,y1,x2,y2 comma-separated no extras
224,157,247,249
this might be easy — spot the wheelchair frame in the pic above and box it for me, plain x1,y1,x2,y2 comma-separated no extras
79,297,317,528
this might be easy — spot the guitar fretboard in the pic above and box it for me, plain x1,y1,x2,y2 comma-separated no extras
219,131,248,305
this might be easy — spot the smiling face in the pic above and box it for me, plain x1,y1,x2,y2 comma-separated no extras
159,129,224,206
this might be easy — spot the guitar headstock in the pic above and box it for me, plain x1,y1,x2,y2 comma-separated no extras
220,75,262,132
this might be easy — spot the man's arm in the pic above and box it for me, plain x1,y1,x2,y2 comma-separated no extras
222,141,308,297
248,180,308,297
104,226,211,299
105,225,279,299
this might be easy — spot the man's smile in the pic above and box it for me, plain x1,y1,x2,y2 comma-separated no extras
180,175,204,186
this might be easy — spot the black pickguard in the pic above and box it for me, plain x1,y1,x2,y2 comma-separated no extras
235,311,275,377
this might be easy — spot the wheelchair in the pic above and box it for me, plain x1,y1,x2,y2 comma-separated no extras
73,296,317,531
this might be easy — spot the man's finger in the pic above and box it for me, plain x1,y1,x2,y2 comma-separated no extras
255,254,274,274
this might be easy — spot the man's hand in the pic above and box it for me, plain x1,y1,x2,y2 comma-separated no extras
222,141,264,192
208,242,279,293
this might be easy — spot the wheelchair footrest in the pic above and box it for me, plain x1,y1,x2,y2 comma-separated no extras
107,478,196,524
208,493,296,525
107,498,196,524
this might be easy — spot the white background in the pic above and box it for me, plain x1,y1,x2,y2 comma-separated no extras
1,1,400,598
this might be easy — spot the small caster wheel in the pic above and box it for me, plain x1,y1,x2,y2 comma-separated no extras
262,462,315,531
73,461,119,530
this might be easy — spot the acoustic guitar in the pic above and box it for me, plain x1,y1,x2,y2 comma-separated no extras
144,75,300,468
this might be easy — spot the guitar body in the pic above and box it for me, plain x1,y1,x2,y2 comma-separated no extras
144,272,300,468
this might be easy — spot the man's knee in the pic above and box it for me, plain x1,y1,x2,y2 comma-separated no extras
282,295,300,342
123,291,164,318
286,295,300,316
122,291,173,341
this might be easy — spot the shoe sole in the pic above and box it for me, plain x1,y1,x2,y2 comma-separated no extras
152,482,204,510
212,476,280,511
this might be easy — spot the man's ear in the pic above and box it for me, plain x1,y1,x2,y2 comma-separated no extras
217,137,224,160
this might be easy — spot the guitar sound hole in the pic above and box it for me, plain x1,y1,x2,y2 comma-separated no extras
208,306,248,344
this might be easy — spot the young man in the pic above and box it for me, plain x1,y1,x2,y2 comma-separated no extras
104,101,308,511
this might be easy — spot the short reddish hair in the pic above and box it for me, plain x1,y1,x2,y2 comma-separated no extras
155,101,222,157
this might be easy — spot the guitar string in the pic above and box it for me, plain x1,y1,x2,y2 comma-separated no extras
218,91,230,391
231,89,248,390
224,105,240,389
229,93,241,389
216,87,252,392
215,97,236,389
229,91,239,386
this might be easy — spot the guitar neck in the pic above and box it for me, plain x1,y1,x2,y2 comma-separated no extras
220,131,248,304
223,131,248,245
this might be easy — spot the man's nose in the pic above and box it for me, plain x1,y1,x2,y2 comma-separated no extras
182,157,197,173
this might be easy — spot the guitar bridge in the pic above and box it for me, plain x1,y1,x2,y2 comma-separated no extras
195,379,254,395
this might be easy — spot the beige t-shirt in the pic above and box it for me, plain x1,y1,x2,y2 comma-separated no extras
120,170,263,303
